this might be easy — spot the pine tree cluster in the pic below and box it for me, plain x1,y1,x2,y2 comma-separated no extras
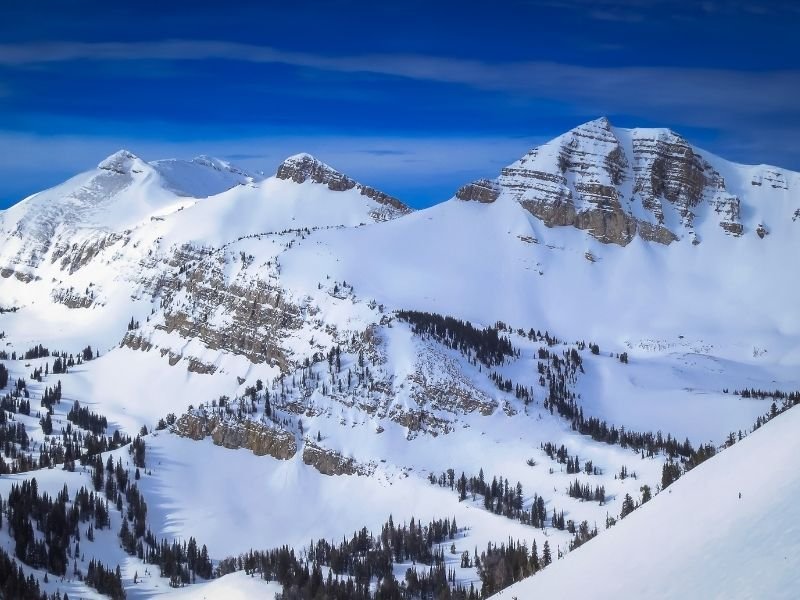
396,311,515,367
217,516,483,600
0,545,67,600
477,538,553,597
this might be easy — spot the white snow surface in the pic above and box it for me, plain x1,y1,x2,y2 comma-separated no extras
491,404,800,600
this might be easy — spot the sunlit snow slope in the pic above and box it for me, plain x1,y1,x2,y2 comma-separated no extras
492,405,800,600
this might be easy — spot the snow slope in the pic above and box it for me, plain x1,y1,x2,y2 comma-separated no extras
168,572,282,599
151,155,263,198
491,405,800,600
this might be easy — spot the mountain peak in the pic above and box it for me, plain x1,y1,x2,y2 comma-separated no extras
282,152,318,163
98,149,147,175
575,116,613,132
275,153,412,217
276,153,340,184
457,117,756,246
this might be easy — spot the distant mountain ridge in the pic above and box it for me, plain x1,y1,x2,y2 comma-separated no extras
0,117,797,345
0,149,410,280
2,117,797,260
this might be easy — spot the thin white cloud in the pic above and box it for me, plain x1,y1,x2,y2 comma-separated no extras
535,0,800,17
0,40,796,129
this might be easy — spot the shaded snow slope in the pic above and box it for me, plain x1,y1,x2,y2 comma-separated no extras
151,155,263,198
492,405,800,600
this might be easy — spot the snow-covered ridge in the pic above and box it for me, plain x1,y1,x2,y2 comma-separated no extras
0,148,408,282
276,152,412,218
151,154,263,198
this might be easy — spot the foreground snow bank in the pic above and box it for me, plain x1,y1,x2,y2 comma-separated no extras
492,405,800,600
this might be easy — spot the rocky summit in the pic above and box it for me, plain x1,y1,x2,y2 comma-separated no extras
458,117,782,245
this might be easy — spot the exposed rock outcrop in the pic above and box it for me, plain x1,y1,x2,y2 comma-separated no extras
751,169,789,190
456,179,501,203
276,154,411,219
50,287,95,309
302,442,373,476
174,413,297,460
152,244,303,371
637,221,678,244
51,233,124,274
98,149,146,175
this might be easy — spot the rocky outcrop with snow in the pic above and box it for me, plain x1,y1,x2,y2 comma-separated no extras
458,117,795,245
174,413,298,460
276,153,411,220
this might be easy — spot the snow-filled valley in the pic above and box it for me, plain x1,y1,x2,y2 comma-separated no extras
0,117,797,599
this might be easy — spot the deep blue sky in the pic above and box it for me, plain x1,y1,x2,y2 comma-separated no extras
1,0,798,208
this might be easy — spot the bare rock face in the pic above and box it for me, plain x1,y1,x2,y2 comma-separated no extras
632,133,705,226
211,420,296,459
572,183,638,246
151,244,303,371
714,196,743,236
120,332,153,352
187,358,217,374
499,118,641,246
637,221,678,244
631,132,744,237
276,154,411,220
51,233,124,275
302,442,373,476
174,413,212,440
455,179,501,203
50,287,95,309
174,413,297,460
481,117,750,245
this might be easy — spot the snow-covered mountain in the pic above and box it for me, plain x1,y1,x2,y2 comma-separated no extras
457,117,797,245
0,118,797,599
